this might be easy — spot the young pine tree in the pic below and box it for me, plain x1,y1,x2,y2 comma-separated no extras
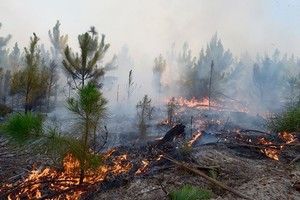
67,82,107,184
136,95,154,139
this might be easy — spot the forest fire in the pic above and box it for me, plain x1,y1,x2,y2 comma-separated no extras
1,152,132,199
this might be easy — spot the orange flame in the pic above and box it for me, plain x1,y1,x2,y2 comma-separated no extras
178,97,221,110
260,149,279,161
258,137,279,161
278,132,297,144
2,151,131,199
187,132,202,147
135,160,149,174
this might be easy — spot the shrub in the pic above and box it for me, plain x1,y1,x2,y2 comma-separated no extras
2,112,43,142
169,184,212,200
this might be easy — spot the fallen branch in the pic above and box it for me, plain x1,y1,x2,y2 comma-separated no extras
290,154,300,164
228,142,299,150
163,155,252,200
227,142,279,150
240,129,270,135
7,172,25,181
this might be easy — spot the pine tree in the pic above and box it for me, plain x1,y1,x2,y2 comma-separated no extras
0,23,11,69
67,82,107,184
10,33,49,113
48,20,68,60
152,54,166,94
193,33,233,100
136,95,154,139
63,30,110,89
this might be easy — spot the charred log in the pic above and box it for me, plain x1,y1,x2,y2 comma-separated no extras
148,124,185,150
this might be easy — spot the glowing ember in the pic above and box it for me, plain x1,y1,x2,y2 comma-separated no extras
135,160,149,174
155,137,163,140
162,119,169,125
156,154,163,161
1,152,131,199
187,132,202,147
278,132,297,144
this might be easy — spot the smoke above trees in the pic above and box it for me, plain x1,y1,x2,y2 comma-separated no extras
0,19,299,117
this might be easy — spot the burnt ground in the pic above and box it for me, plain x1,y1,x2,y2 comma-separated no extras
0,134,300,200
0,106,299,199
94,144,300,200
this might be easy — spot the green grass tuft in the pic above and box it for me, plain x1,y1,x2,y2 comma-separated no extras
266,101,300,132
169,184,212,200
2,112,43,142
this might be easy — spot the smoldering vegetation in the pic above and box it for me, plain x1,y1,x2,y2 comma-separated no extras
0,21,300,146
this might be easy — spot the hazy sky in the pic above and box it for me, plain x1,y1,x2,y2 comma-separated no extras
1,0,300,65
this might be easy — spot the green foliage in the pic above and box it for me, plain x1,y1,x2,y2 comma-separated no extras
10,33,50,113
266,101,300,132
176,33,232,100
67,82,107,183
2,112,43,142
169,184,212,200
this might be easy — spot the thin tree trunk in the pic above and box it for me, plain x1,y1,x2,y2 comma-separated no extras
208,60,214,110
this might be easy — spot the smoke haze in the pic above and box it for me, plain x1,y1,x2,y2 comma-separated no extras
1,1,300,60
1,0,300,111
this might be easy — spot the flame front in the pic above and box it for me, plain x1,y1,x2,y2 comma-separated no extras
2,151,131,199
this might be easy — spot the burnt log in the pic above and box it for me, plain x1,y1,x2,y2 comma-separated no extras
148,124,185,150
